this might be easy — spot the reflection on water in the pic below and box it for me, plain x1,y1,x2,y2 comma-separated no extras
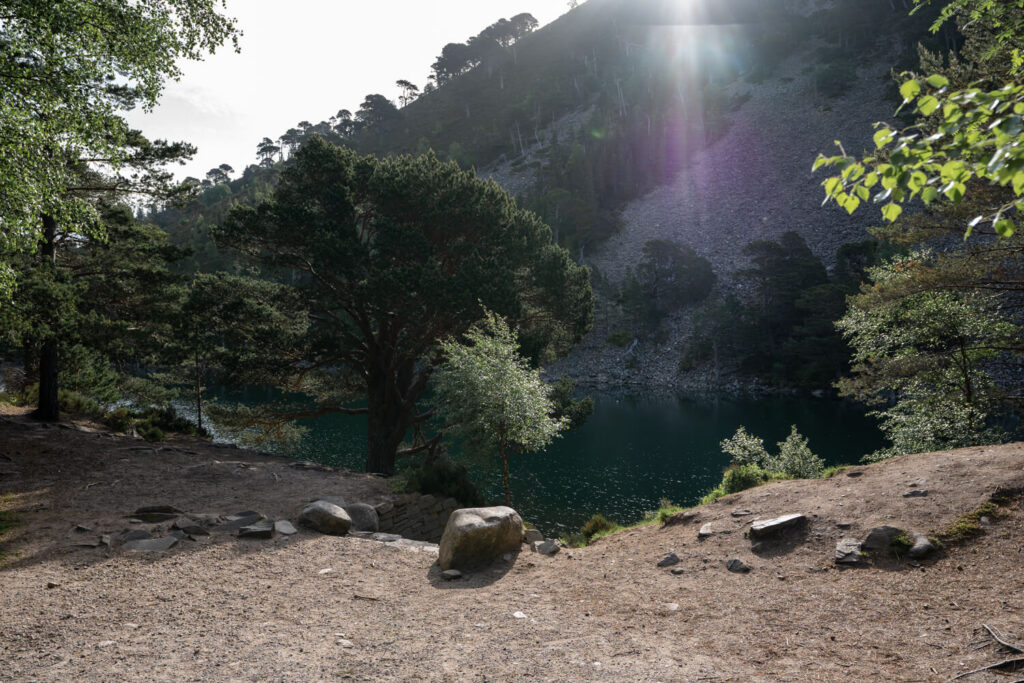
211,391,884,536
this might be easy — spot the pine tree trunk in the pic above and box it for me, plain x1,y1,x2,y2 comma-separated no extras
33,214,59,422
364,370,410,476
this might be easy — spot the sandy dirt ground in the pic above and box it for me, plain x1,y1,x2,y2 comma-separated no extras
2,406,1024,682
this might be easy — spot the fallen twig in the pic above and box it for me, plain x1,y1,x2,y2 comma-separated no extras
948,656,1024,681
983,623,1024,654
950,625,1024,681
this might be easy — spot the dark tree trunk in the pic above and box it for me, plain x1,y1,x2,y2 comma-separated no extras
33,213,59,422
364,366,413,476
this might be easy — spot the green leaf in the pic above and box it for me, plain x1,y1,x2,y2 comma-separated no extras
854,185,870,201
873,129,894,149
921,186,939,204
811,156,829,172
925,74,949,89
823,177,841,198
994,219,1015,237
945,182,966,203
900,80,921,102
917,95,940,116
881,203,903,222
863,172,879,189
1013,171,1024,195
843,194,861,215
940,160,965,183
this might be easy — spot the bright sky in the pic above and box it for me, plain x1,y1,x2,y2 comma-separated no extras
125,0,571,181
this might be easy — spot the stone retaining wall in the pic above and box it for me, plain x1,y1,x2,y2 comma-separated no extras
375,493,460,543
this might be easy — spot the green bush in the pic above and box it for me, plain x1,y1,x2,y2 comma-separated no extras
722,464,770,494
776,426,825,478
719,425,824,479
400,454,485,506
580,513,616,540
137,423,165,442
700,464,771,505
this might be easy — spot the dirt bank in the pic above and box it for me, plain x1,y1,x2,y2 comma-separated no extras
2,407,1023,682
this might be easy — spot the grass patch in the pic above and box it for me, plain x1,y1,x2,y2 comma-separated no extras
935,501,1002,546
822,465,851,478
559,499,693,547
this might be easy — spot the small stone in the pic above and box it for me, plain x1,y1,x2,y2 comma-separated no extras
657,552,680,568
441,569,462,581
731,509,753,517
835,538,862,565
97,640,116,648
523,528,544,544
121,536,178,552
318,568,334,575
903,489,928,498
238,519,275,539
74,524,93,533
908,533,935,559
74,538,102,548
845,470,864,478
46,582,59,589
726,559,750,574
535,540,560,556
979,516,992,527
214,513,264,533
122,530,152,542
671,567,685,575
749,514,806,538
836,521,853,529
663,602,680,612
274,520,297,535
512,611,527,619
502,552,514,563
697,523,714,539
337,639,354,648
298,501,352,535
863,525,904,551
369,532,402,543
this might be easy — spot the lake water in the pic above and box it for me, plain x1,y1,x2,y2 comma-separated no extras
243,391,885,536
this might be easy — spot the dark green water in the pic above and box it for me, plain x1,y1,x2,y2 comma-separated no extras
245,391,884,536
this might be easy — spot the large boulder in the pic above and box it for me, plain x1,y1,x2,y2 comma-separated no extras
438,506,524,571
298,500,352,535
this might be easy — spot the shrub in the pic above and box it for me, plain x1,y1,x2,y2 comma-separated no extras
720,425,824,478
720,426,770,468
775,426,825,478
722,464,770,494
400,454,485,506
580,513,617,540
